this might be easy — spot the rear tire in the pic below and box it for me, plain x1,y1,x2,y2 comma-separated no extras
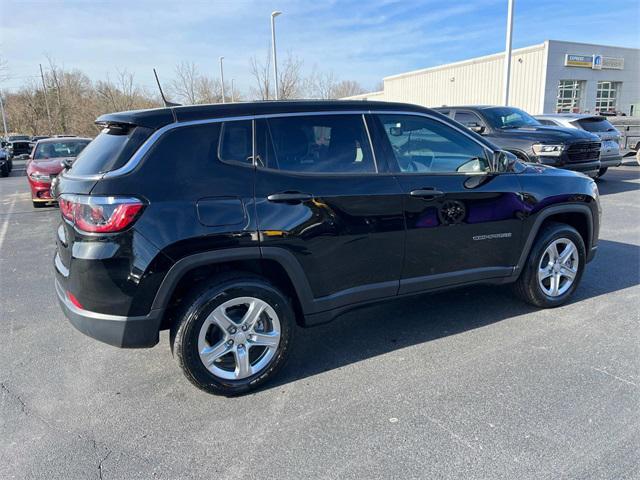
171,273,295,396
514,222,586,308
0,165,8,177
596,167,608,178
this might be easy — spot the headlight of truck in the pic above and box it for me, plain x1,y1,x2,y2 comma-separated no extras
29,171,51,182
532,143,564,157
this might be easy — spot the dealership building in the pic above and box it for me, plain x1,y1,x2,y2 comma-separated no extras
348,40,640,115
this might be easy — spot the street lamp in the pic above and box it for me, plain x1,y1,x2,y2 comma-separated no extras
219,56,226,103
271,10,282,100
502,0,514,106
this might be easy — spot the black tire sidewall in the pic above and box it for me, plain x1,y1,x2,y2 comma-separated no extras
524,225,586,307
174,279,294,395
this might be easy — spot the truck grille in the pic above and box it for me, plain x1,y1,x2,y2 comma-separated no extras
566,142,600,163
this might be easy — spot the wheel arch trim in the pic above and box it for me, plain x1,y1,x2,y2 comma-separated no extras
150,246,316,314
514,204,594,275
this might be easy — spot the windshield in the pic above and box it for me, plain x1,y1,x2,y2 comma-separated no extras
482,107,542,129
33,140,90,159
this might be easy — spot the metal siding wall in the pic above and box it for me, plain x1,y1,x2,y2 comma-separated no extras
383,45,545,112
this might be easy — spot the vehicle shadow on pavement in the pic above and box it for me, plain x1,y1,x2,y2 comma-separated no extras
268,238,639,390
596,167,639,196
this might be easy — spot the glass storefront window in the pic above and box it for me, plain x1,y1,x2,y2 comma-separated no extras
556,80,583,113
595,81,619,113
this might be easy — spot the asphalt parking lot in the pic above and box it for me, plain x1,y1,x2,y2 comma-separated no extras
1,161,638,480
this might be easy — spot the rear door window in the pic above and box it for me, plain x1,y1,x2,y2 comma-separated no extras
69,125,152,176
217,120,253,165
256,114,376,174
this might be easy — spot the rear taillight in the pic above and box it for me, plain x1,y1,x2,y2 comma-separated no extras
59,195,144,233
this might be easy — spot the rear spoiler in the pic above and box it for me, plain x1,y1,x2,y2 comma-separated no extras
95,108,175,130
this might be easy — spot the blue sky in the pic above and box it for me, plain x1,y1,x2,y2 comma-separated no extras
1,0,639,94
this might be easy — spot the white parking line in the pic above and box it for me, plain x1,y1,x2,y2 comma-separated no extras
0,197,16,249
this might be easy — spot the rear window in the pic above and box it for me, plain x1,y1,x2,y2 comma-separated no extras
575,117,617,133
69,125,153,176
34,140,89,159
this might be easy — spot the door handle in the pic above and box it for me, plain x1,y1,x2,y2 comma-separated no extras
267,192,313,203
409,189,445,199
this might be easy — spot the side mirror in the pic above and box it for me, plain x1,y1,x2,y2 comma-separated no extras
493,150,517,172
389,126,404,136
467,122,485,134
61,158,74,170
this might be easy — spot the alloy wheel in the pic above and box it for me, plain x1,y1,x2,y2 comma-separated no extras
197,297,281,380
537,238,579,297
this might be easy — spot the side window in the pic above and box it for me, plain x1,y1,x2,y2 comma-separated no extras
538,119,557,126
377,114,491,174
454,111,486,129
218,120,253,164
256,115,376,174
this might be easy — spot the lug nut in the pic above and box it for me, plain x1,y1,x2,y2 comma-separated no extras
227,340,234,346
229,327,237,334
241,325,248,331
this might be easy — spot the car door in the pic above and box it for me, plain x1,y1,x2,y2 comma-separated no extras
370,112,525,294
253,113,405,312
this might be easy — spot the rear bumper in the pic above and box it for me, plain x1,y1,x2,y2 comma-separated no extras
55,277,162,348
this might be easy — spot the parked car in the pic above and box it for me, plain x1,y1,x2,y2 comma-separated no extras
0,148,9,177
435,106,602,178
54,101,600,395
534,114,622,177
5,138,33,160
31,135,51,142
27,137,91,207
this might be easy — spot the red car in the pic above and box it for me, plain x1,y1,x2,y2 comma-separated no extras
27,137,91,207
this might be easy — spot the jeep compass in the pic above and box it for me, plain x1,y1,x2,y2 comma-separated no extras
54,101,600,395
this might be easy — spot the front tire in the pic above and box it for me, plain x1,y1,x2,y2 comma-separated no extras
596,167,608,178
171,274,295,396
514,222,586,308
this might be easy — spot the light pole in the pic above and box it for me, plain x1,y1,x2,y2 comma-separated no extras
271,10,282,100
231,78,235,102
219,56,226,103
0,88,8,139
502,0,514,106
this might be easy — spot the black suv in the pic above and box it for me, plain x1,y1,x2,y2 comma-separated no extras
435,106,602,178
54,101,600,395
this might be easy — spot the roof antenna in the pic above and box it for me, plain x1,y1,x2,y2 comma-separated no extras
153,68,180,107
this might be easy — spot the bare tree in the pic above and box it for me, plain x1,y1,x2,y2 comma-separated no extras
306,68,365,99
171,61,200,105
331,80,365,99
278,53,304,99
250,51,305,100
249,52,272,100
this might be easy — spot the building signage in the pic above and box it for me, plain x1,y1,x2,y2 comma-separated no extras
565,54,625,70
565,54,593,67
602,56,624,70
